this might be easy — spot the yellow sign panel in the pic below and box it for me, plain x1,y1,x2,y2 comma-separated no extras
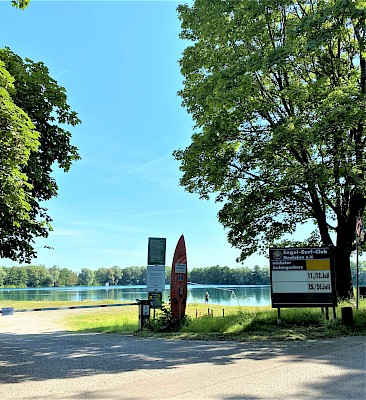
306,259,330,270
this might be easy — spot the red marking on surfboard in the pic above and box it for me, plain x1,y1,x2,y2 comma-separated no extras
170,235,188,319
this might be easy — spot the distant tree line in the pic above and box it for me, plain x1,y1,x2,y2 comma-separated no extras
0,265,148,288
0,264,273,288
189,265,270,285
2,262,364,289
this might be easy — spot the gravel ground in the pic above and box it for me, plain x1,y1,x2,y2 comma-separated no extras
0,308,101,334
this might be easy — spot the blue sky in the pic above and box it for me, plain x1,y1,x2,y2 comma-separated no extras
0,0,272,271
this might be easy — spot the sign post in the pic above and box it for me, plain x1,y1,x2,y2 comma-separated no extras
355,217,364,310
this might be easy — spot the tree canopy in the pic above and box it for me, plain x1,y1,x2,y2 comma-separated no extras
0,49,80,262
11,0,30,9
174,0,366,298
0,60,40,259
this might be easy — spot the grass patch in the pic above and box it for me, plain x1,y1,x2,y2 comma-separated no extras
2,299,366,341
61,304,138,334
144,300,366,341
0,299,131,310
67,312,138,334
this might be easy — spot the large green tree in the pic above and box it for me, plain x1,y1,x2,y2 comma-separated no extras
174,0,366,298
0,60,40,258
0,48,80,262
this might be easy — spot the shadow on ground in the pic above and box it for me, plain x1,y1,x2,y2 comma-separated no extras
0,323,365,399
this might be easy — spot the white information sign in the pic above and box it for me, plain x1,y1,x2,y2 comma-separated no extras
146,265,166,292
175,263,187,273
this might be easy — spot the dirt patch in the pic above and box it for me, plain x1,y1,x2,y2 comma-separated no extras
0,307,126,335
0,309,77,334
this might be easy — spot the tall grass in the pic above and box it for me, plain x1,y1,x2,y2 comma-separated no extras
157,301,366,341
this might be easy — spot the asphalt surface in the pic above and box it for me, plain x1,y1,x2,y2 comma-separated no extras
0,312,365,399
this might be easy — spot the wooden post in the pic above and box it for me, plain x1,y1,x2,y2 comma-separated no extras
325,307,329,320
341,307,354,326
277,308,281,325
222,309,225,317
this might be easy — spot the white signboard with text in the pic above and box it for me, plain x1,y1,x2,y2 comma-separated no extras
269,247,337,307
146,265,166,292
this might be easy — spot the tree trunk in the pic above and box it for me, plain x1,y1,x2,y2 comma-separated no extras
334,242,354,299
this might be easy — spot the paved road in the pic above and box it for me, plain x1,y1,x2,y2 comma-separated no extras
0,312,365,399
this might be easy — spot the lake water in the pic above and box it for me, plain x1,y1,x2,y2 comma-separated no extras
0,285,271,307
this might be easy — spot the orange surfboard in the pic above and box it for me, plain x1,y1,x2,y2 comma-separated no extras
170,235,188,319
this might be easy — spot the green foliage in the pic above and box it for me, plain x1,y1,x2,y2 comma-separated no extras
3,266,28,287
0,267,6,286
119,266,146,285
350,260,366,285
149,303,190,332
189,264,269,284
78,268,95,286
0,48,81,262
178,303,366,340
94,266,124,286
0,61,40,254
58,267,78,287
11,0,30,9
0,265,142,288
175,0,366,298
25,265,51,287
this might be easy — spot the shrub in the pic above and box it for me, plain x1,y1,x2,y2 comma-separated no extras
149,304,190,332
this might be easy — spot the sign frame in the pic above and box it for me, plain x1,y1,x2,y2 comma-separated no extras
147,237,166,266
148,291,163,309
269,246,337,308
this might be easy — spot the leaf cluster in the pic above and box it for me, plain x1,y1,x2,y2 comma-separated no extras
0,48,81,262
149,303,190,333
0,60,40,259
175,0,366,261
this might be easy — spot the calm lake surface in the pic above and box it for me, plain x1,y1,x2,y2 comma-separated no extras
0,285,271,307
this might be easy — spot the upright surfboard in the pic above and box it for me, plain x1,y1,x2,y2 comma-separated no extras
170,235,188,319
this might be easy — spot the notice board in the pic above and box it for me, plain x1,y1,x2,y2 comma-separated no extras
147,237,166,266
269,247,337,308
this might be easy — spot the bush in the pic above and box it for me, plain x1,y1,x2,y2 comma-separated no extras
149,304,190,332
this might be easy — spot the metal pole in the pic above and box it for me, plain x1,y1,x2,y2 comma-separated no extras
357,240,359,310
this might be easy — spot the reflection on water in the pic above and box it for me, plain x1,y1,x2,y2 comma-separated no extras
0,285,271,307
187,285,270,306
